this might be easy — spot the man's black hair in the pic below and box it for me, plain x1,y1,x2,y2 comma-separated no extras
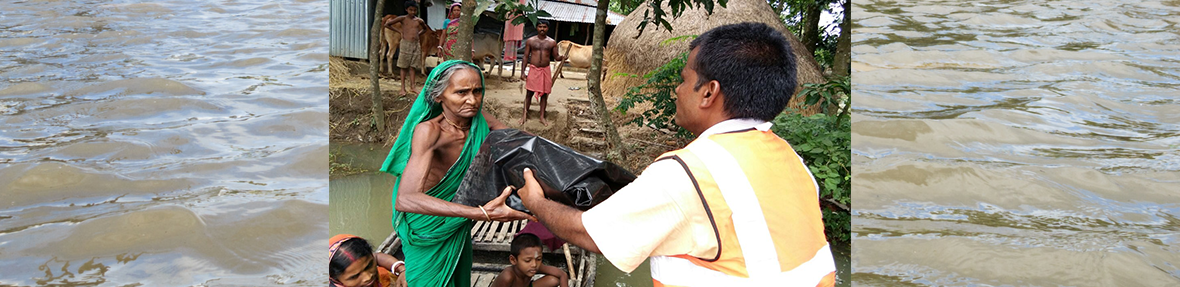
510,233,543,257
536,19,550,27
329,237,375,279
405,0,419,9
688,22,798,121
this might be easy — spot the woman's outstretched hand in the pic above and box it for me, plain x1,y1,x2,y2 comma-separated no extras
482,185,537,222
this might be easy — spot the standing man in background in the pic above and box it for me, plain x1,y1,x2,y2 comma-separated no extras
518,20,563,126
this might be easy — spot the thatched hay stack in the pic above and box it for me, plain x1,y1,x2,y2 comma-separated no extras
604,0,825,115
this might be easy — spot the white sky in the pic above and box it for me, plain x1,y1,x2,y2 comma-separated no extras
782,1,845,37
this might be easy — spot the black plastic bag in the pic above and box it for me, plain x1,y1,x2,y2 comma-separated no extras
453,129,636,213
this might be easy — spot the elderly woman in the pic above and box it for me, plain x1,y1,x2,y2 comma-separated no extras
379,60,533,287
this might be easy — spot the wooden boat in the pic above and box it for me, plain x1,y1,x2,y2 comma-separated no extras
378,219,598,287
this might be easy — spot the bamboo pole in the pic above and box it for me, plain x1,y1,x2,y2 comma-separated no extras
549,42,573,85
562,243,576,280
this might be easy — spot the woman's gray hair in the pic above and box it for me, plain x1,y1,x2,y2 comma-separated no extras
428,64,480,102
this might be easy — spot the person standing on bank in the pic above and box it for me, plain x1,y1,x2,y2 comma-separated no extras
380,60,535,287
519,20,564,126
384,1,428,97
514,23,837,287
438,3,466,61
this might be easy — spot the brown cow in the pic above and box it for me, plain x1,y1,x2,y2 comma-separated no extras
378,16,442,76
556,40,606,82
471,33,505,76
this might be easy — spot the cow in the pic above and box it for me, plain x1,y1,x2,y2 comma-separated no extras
471,32,505,76
556,40,606,82
378,16,442,77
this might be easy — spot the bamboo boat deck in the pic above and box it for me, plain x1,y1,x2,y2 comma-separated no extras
378,219,597,287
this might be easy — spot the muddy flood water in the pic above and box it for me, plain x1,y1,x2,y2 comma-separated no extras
0,0,327,285
852,0,1180,285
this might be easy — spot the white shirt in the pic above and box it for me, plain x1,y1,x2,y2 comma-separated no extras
581,119,772,273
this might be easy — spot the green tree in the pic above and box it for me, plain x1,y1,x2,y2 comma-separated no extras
770,0,845,70
369,0,387,132
831,0,850,77
609,0,641,15
588,0,627,161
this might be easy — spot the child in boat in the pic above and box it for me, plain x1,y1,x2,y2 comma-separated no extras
329,234,407,287
491,233,569,287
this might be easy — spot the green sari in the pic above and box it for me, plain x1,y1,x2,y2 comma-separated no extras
379,60,488,287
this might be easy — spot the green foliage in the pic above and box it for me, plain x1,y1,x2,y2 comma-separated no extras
613,51,692,138
771,77,851,244
490,0,552,26
798,75,850,118
634,0,729,34
822,209,850,243
773,0,845,70
610,0,642,15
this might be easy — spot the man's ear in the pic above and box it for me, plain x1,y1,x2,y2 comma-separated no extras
699,80,722,109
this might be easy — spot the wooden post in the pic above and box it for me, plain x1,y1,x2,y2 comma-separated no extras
562,243,576,281
549,42,573,85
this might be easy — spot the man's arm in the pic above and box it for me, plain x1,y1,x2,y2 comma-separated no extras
551,41,565,62
386,16,405,33
521,39,531,80
518,168,601,253
537,265,570,287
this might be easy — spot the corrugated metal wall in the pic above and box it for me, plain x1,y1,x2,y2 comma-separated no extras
330,0,371,59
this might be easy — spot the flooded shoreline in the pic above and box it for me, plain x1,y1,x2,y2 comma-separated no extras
1,0,328,285
852,0,1180,285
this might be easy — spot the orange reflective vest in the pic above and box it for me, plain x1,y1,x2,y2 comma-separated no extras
650,128,836,287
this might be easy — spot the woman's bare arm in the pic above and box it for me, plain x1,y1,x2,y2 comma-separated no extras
394,122,484,219
374,252,399,270
483,112,508,130
395,121,535,222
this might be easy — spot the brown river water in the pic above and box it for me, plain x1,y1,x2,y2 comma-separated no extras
1,0,328,285
852,0,1180,285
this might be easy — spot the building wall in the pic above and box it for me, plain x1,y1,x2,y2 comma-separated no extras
330,0,371,59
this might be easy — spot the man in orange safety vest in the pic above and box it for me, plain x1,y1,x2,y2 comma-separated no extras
516,22,836,287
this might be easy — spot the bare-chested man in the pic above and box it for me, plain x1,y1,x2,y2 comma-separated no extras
385,1,428,97
519,20,565,126
381,61,534,286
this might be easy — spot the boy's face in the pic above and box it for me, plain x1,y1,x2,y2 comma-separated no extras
407,6,418,16
509,246,543,278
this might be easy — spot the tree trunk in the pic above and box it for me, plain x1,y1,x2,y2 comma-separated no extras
453,0,478,62
370,0,387,132
801,0,823,57
832,0,851,78
588,0,626,161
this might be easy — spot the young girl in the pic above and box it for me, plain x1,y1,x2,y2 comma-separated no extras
329,234,408,287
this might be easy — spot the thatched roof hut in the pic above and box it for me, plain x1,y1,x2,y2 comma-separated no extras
603,0,825,114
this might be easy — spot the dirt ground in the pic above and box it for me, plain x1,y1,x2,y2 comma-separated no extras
329,56,688,176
